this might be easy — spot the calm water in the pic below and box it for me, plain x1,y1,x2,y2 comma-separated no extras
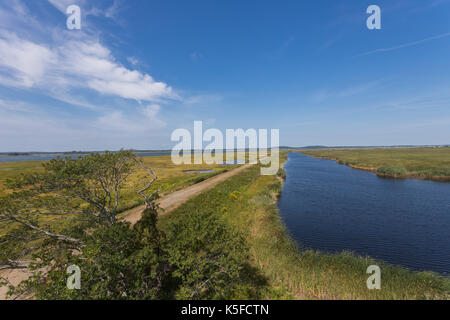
184,170,216,174
0,152,173,163
0,151,246,163
278,152,450,274
0,154,88,162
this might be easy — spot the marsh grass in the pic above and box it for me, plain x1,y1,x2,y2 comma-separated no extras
302,147,450,181
376,166,408,177
160,154,449,299
0,155,237,237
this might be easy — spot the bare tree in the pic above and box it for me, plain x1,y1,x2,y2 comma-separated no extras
0,150,159,271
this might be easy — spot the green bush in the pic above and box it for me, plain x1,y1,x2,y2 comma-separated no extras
277,168,286,179
9,208,172,300
165,211,249,299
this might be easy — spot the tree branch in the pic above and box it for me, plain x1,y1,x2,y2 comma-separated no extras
5,215,81,244
0,259,30,271
136,161,158,209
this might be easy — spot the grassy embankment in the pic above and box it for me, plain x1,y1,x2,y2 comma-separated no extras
159,151,449,299
301,147,450,181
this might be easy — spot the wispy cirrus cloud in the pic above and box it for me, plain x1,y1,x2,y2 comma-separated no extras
127,56,139,66
0,31,56,88
428,0,450,8
0,97,169,151
0,0,179,150
47,0,122,20
0,31,177,103
0,0,180,111
309,80,383,103
183,94,223,105
337,80,383,98
355,32,450,58
96,104,166,133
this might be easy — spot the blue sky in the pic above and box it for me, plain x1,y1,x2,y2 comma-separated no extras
0,0,450,151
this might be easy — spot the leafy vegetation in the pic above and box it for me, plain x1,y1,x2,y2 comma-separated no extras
0,151,249,299
165,211,250,299
9,209,166,299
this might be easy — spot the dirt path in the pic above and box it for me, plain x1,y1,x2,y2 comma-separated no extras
0,163,255,299
122,163,253,224
0,266,33,300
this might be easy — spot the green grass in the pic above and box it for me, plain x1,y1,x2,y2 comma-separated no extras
0,151,259,239
0,155,238,205
0,155,239,237
159,153,449,299
301,147,450,181
0,161,44,194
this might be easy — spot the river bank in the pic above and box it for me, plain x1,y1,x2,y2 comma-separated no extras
280,151,450,275
158,152,450,299
301,147,450,182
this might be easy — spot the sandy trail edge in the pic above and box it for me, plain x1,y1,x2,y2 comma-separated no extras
0,163,254,299
122,163,253,224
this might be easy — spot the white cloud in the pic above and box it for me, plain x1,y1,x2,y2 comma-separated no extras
183,94,223,105
142,104,160,118
0,31,177,102
47,0,123,21
96,104,166,133
0,32,56,87
0,1,180,151
0,0,178,104
0,99,34,113
47,0,75,13
127,56,139,66
0,98,169,151
105,0,122,19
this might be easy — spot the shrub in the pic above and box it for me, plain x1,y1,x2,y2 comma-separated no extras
11,208,172,300
165,211,249,299
277,168,286,179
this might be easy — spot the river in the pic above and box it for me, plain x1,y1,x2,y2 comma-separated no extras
278,152,450,274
